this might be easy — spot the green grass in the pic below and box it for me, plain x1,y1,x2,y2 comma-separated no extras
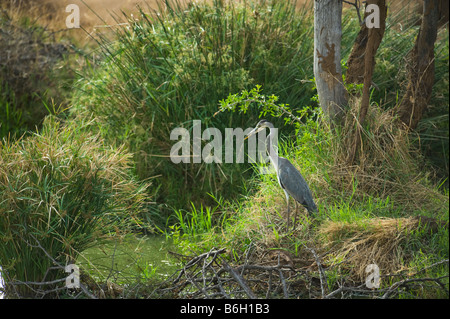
69,0,449,215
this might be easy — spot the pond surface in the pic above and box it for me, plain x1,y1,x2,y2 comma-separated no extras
0,236,178,298
78,235,181,285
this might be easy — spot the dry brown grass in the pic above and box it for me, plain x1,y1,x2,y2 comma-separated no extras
4,1,312,33
318,216,447,283
1,0,421,45
320,217,417,281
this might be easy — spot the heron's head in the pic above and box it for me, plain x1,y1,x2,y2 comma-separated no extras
245,120,274,140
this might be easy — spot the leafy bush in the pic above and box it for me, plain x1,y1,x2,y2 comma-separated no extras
0,116,150,297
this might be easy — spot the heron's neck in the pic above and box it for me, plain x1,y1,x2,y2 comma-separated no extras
266,128,278,171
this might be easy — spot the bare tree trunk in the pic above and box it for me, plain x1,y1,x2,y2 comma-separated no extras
347,0,387,164
355,0,387,124
346,1,387,86
314,0,348,123
396,0,439,130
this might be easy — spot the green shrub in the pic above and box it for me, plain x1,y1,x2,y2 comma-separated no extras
0,116,150,297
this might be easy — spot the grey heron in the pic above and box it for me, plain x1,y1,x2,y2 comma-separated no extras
246,120,317,229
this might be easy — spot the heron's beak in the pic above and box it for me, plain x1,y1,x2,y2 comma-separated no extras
244,126,265,140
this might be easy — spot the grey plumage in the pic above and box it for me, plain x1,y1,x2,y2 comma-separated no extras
246,120,317,228
277,156,317,215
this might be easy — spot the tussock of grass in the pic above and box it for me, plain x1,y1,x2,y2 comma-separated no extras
0,116,151,297
319,217,421,282
318,215,449,298
1,0,447,298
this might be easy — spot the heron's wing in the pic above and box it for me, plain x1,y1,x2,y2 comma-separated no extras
277,157,317,212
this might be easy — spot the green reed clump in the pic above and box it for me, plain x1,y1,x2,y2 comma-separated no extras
0,116,150,297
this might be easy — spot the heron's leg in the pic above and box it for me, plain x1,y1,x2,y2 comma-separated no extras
284,190,290,229
286,202,290,230
292,201,298,230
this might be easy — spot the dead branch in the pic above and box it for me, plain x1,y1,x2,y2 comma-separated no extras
382,275,449,299
325,258,449,299
342,0,363,25
222,261,257,299
307,247,328,298
159,246,449,299
155,248,316,299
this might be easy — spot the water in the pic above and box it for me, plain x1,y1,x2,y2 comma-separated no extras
78,235,180,284
0,236,177,298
